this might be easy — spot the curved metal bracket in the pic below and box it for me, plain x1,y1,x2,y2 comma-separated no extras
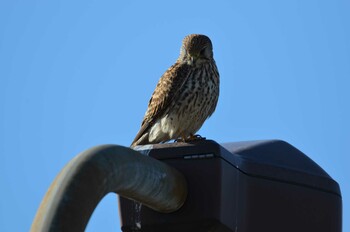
31,145,187,232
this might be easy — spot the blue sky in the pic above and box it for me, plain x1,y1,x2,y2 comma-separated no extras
0,0,349,231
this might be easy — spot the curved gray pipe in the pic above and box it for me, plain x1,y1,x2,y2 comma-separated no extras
31,145,187,232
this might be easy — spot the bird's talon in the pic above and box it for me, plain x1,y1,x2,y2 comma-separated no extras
175,137,185,143
185,134,206,142
195,134,206,139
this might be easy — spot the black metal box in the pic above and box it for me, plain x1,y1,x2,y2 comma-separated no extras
119,140,342,232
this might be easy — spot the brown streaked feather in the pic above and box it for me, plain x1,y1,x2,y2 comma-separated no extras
131,61,191,146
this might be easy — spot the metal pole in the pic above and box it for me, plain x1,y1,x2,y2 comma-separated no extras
31,145,187,232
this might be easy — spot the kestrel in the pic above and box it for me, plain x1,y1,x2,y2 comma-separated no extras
131,34,219,147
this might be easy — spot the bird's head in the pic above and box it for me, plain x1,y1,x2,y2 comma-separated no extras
179,34,213,65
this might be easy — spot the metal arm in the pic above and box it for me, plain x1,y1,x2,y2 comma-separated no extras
31,145,187,232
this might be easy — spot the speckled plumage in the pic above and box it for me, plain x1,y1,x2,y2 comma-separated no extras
131,34,219,147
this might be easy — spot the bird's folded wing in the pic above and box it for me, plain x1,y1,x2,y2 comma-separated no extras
131,61,191,146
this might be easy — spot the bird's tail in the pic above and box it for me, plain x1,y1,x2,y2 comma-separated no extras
130,132,149,148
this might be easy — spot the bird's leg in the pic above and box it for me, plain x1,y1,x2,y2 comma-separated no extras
175,134,206,143
174,138,185,142
185,134,206,142
175,133,187,143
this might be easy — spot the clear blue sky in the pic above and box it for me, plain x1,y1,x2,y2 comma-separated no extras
1,0,349,231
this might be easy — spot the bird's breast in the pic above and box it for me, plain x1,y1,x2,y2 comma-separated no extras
165,63,219,135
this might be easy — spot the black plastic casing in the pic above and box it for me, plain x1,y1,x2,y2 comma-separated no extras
119,140,342,232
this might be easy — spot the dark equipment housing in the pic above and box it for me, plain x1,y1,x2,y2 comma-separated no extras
119,140,342,232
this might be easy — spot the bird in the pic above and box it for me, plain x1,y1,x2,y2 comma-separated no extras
131,34,219,147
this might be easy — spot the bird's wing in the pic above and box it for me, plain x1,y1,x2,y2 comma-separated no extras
131,61,191,146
